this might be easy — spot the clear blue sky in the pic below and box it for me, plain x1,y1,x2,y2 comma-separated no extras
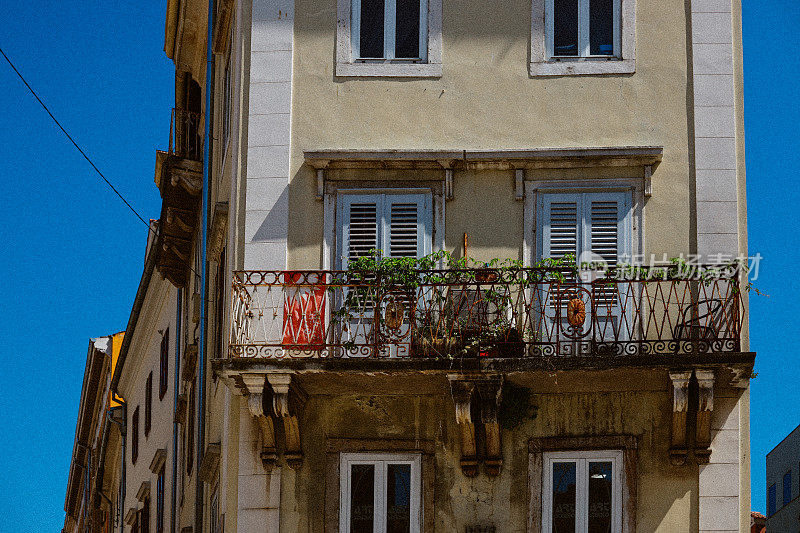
0,1,797,530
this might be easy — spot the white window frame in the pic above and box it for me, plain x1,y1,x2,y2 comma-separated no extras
530,0,635,76
336,0,443,77
542,450,623,533
339,452,422,533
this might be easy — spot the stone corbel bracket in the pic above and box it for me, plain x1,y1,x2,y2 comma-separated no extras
267,373,308,469
448,374,504,477
668,371,692,466
694,370,715,464
241,373,278,470
476,377,504,476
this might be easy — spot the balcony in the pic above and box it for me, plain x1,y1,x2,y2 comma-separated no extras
154,108,203,288
225,266,751,371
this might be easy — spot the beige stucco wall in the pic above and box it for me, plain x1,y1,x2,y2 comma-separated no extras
284,0,695,268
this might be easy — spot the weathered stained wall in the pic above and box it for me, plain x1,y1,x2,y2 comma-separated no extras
269,372,745,531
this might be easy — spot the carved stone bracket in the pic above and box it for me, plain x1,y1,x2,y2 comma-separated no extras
241,374,278,470
476,377,504,476
669,371,692,466
694,370,715,464
267,374,307,469
449,378,478,477
448,374,504,477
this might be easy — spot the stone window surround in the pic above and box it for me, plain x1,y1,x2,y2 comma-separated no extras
324,438,435,533
336,0,443,77
528,435,638,533
530,0,636,76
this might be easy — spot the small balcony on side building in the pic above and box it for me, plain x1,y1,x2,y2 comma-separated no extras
154,108,203,288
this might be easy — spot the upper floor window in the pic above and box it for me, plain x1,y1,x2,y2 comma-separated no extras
542,450,622,532
768,483,776,516
131,406,140,465
159,329,169,400
339,452,422,533
549,0,619,58
531,0,635,75
145,372,153,437
784,470,792,506
337,0,442,77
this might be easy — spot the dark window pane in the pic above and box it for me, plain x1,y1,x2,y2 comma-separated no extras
784,471,792,506
590,0,614,55
552,461,576,533
387,464,411,533
351,464,375,533
553,0,578,56
768,484,776,516
360,0,385,58
395,0,420,58
588,462,613,533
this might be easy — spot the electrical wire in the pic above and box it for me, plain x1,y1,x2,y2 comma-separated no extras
0,45,150,228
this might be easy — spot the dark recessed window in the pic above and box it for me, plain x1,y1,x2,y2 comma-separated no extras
159,329,169,400
131,406,139,465
354,0,427,60
550,0,619,58
145,372,152,437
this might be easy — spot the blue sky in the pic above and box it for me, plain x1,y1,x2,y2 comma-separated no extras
0,0,797,530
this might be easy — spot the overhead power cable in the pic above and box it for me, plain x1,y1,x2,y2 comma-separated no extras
0,45,150,228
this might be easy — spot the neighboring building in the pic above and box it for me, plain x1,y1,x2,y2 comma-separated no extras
767,424,800,532
63,332,125,533
69,0,755,531
750,511,766,533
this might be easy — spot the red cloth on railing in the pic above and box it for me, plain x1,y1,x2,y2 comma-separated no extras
282,272,326,347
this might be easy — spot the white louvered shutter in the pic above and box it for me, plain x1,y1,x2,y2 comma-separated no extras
340,192,431,266
541,196,580,261
384,194,431,259
584,193,628,268
341,196,380,269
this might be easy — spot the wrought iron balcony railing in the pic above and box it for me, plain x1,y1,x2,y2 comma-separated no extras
228,267,744,360
168,108,202,161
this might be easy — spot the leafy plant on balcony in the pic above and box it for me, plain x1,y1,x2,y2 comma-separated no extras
329,250,576,357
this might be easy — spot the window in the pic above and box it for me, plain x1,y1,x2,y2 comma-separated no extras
530,0,635,75
156,466,165,533
338,192,432,268
131,406,139,465
186,379,195,475
542,450,622,533
145,372,153,437
339,453,421,533
538,191,631,266
768,483,776,516
222,41,232,150
159,329,169,400
141,496,150,533
549,0,619,58
784,470,792,507
336,0,442,76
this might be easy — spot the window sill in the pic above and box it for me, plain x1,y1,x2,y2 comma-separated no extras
335,61,442,78
529,58,635,76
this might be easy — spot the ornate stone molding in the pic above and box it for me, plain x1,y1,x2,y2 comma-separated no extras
448,374,504,477
267,374,307,469
669,371,692,466
448,377,478,477
694,370,715,464
241,373,278,469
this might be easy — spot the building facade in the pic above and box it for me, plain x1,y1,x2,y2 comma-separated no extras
766,424,800,532
64,332,125,533
67,0,755,531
